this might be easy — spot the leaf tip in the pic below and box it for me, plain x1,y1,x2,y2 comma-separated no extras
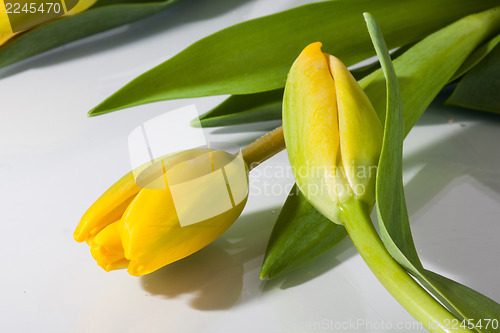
87,108,98,117
88,100,118,117
189,117,202,128
259,267,275,280
87,106,107,117
260,256,278,280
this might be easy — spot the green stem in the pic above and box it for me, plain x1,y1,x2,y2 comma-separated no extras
241,126,285,171
340,199,473,333
240,127,474,333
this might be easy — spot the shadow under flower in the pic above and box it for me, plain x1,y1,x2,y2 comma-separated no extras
140,202,360,311
141,244,244,311
139,207,280,310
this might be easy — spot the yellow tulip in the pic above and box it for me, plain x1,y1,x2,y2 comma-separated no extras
282,37,475,331
0,0,97,46
74,148,249,276
282,42,383,223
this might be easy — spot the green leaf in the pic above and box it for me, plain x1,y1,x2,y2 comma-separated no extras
196,33,497,128
367,12,422,274
89,0,500,116
370,11,500,333
450,33,500,82
420,270,500,332
196,89,283,128
196,48,414,127
446,41,500,114
0,0,179,69
260,187,347,279
261,7,500,279
360,7,500,136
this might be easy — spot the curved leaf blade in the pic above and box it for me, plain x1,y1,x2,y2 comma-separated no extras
195,52,408,127
369,11,500,333
420,269,500,332
450,33,500,82
0,0,179,69
89,0,500,116
196,33,499,128
196,89,283,128
446,42,500,114
260,187,347,280
360,7,500,135
367,12,422,274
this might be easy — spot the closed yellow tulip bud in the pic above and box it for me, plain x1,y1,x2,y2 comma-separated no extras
74,148,249,276
283,42,383,223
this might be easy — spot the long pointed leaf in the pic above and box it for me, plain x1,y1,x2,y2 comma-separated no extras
370,11,500,333
361,7,500,135
89,0,499,116
260,187,347,279
450,33,500,82
196,50,411,127
196,89,283,128
446,42,500,114
367,13,422,274
197,33,500,128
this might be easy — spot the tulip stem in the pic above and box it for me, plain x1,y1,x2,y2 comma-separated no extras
241,126,285,170
340,199,471,333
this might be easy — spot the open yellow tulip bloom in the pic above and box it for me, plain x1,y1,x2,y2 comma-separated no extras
75,148,249,276
283,42,383,223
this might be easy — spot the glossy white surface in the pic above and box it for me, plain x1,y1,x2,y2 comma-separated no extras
1,0,498,332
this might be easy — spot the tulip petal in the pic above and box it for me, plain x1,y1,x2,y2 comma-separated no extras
121,189,247,276
329,55,383,204
121,151,248,276
283,42,340,222
74,149,211,243
89,220,129,272
74,173,141,243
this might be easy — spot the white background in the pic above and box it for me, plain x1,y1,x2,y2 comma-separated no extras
1,0,499,332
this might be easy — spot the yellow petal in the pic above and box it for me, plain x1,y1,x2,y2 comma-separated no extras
283,42,340,221
329,55,383,204
121,150,248,276
283,43,383,221
0,2,12,45
74,172,141,243
74,149,211,243
89,220,129,272
67,0,98,15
